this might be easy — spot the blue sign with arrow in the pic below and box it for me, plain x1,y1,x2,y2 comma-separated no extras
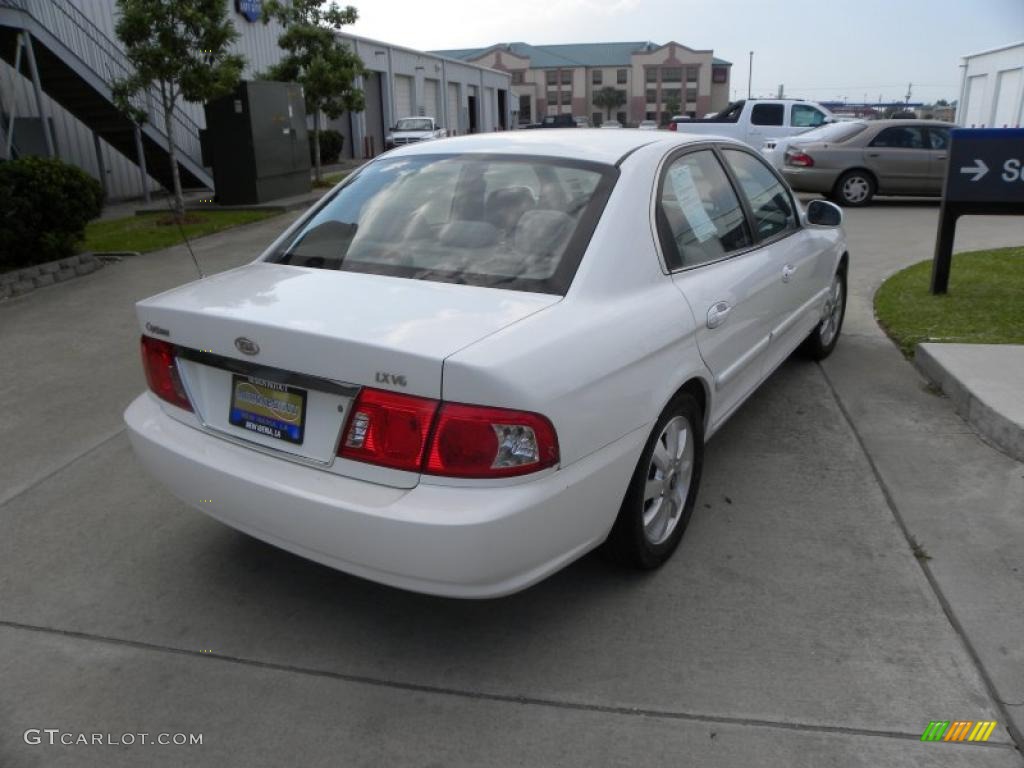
944,128,1024,203
931,128,1024,293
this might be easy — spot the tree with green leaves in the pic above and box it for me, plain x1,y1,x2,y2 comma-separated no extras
593,86,626,122
262,1,365,182
664,94,681,122
112,0,245,217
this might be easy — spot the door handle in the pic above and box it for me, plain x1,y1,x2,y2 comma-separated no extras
866,152,880,158
706,301,731,329
936,154,947,160
782,264,797,283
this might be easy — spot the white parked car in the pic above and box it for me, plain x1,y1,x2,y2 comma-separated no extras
761,120,868,170
600,120,622,129
386,116,446,148
125,131,848,598
638,120,659,130
668,99,835,149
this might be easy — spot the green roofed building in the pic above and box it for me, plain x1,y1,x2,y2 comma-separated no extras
431,41,732,127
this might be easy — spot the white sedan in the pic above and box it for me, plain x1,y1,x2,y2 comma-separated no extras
125,130,848,598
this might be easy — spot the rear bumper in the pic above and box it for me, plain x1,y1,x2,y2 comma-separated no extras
125,394,644,598
782,166,841,194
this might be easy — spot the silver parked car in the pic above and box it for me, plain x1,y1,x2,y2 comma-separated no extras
780,119,952,206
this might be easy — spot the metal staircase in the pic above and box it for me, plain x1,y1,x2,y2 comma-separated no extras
0,0,212,190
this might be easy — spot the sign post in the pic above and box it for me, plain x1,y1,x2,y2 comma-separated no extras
931,128,1024,294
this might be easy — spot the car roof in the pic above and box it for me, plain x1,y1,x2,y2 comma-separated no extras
387,129,727,165
865,119,952,128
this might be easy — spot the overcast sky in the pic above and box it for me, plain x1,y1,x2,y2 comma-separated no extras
347,0,1023,104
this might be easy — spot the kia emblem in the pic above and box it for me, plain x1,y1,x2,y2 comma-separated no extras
234,337,260,356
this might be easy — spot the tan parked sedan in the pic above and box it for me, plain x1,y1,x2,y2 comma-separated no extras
780,119,952,206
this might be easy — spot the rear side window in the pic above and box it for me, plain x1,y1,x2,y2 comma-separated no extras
870,127,926,149
721,149,798,240
927,127,950,150
751,103,785,126
791,104,827,127
269,155,616,294
656,150,752,269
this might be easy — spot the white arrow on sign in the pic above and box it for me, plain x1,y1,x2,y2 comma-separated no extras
959,159,989,182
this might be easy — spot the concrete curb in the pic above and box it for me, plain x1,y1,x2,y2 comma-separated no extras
915,343,1024,463
0,253,104,303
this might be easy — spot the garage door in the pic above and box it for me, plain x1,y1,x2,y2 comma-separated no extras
993,68,1021,128
447,83,460,134
423,79,439,120
393,75,413,120
963,75,988,127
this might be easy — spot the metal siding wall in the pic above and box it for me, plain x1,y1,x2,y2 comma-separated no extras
1,56,154,199
447,82,460,134
4,2,509,195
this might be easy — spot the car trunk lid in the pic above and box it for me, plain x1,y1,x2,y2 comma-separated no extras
136,262,559,477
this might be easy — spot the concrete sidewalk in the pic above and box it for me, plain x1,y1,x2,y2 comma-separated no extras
915,343,1024,463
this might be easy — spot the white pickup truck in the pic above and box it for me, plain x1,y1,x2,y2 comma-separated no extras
668,99,834,149
385,117,447,149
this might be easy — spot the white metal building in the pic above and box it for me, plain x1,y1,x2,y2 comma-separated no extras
956,41,1024,128
0,0,511,200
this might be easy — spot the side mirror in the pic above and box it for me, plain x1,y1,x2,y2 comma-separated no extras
806,199,843,227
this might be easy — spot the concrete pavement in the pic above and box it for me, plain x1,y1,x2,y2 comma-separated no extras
915,343,1024,463
0,201,1022,766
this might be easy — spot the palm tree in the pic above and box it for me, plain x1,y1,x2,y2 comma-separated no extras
593,86,626,122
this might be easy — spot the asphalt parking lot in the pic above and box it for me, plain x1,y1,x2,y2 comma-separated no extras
1,200,1023,767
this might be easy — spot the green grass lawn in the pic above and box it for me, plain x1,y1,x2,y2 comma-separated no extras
874,246,1024,356
313,171,349,189
81,210,279,255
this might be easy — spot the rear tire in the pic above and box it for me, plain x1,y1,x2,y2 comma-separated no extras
801,268,846,360
832,170,875,207
603,392,704,570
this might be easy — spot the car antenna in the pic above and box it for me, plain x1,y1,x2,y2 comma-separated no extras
160,183,205,279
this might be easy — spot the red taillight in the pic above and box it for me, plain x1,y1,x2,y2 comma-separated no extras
785,149,814,167
338,388,559,478
140,335,192,411
668,122,677,131
424,403,559,478
339,388,439,472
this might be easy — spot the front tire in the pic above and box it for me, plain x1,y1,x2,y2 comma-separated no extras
833,170,875,207
603,392,704,569
802,268,846,360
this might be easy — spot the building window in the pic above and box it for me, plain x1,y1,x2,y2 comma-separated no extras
592,70,602,85
662,67,682,82
546,70,557,85
645,68,657,84
663,88,681,102
645,89,658,104
519,94,531,122
617,69,627,84
547,90,559,105
592,111,602,125
686,86,697,103
686,65,699,82
616,110,627,124
561,69,573,85
712,67,727,84
512,71,524,85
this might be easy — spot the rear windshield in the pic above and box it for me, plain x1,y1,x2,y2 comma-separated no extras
269,154,617,294
796,122,867,143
